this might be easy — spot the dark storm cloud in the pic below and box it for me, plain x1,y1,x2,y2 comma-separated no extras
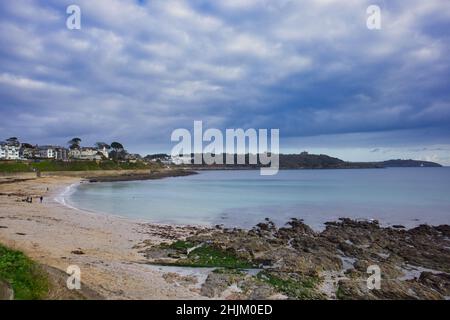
0,0,449,162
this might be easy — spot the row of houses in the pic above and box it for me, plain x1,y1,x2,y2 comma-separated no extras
1,138,178,164
145,154,192,165
0,142,110,161
0,142,20,160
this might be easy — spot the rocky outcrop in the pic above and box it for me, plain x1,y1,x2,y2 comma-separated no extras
139,218,450,300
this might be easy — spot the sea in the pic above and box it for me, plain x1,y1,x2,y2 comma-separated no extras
64,168,450,230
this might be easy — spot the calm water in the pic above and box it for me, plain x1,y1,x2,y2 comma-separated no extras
66,168,450,230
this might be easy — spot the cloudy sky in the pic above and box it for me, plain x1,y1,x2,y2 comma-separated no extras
0,0,449,163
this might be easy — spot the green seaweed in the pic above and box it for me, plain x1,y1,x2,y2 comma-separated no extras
157,241,254,269
257,271,322,299
168,240,195,251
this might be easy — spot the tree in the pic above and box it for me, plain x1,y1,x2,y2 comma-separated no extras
20,143,33,149
110,142,124,161
95,142,110,160
68,137,81,150
95,142,110,150
110,142,124,151
6,137,20,146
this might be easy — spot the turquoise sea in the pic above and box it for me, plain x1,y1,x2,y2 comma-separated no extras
66,168,450,230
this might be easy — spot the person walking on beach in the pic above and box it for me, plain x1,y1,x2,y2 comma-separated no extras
40,196,43,203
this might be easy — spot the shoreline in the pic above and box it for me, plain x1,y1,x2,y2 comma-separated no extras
0,175,210,299
61,179,437,233
86,169,198,183
0,173,449,299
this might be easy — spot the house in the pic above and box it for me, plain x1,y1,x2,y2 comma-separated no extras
69,147,102,161
19,144,37,159
54,147,69,161
146,154,172,165
0,142,20,160
170,155,192,165
68,148,81,159
121,153,140,163
97,146,109,159
69,146,106,161
36,146,56,159
0,143,5,159
81,147,103,160
34,146,69,160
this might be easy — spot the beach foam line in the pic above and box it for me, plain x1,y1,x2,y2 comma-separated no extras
53,182,84,212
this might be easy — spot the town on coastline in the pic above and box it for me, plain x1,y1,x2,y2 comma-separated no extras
0,136,191,168
0,136,443,172
0,136,449,301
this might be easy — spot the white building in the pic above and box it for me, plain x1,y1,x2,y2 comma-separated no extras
20,146,36,159
97,146,109,159
170,155,192,165
54,147,69,161
0,143,20,160
37,146,56,159
68,148,81,159
70,147,103,161
80,147,103,160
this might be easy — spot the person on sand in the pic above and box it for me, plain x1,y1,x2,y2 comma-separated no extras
40,196,43,203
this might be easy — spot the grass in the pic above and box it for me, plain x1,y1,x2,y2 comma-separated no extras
160,240,254,269
0,162,31,173
257,271,322,299
0,160,153,173
0,244,49,300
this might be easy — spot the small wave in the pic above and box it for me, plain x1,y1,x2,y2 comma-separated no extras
54,183,82,211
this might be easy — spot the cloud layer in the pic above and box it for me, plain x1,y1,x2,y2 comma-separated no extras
0,0,449,162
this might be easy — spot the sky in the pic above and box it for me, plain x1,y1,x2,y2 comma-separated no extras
0,0,449,164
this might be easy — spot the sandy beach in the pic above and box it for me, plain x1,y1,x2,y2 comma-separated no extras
0,176,208,299
1,175,449,300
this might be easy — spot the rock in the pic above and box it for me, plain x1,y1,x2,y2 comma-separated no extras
139,218,450,300
71,250,85,255
200,272,237,298
162,272,197,286
418,272,450,296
